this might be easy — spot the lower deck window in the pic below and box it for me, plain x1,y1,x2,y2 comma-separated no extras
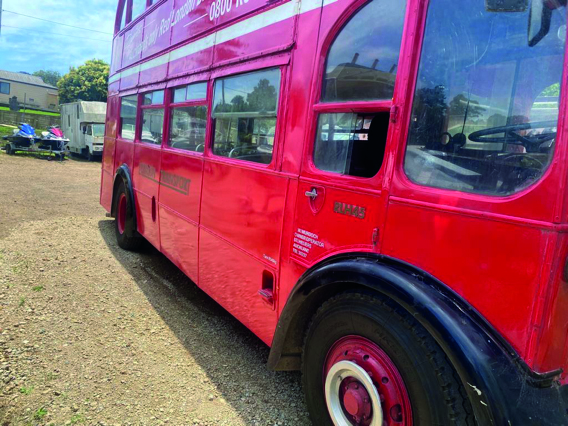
169,106,207,151
120,95,138,140
140,108,164,145
314,112,389,178
212,68,281,165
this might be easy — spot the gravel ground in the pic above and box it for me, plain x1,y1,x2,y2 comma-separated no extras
0,152,310,425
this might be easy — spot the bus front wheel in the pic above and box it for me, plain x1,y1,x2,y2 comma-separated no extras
302,292,475,426
114,181,143,251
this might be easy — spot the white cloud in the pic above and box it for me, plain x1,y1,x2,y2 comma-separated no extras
0,0,116,74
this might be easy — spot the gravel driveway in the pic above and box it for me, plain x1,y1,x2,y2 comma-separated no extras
0,153,310,425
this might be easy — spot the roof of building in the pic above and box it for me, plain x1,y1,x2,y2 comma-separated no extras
0,70,58,90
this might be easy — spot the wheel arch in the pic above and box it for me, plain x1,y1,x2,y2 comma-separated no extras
111,164,137,231
268,253,564,425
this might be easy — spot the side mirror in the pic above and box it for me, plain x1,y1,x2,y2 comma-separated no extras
82,127,86,134
485,0,528,11
528,0,553,46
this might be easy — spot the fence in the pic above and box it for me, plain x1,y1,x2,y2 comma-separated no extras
0,110,60,131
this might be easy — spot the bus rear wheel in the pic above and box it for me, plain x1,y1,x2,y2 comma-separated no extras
114,181,143,251
302,293,475,426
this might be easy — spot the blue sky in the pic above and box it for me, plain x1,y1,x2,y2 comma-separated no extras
0,0,116,75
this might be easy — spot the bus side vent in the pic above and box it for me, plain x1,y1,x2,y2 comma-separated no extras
259,270,275,310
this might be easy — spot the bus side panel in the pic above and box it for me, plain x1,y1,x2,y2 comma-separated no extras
121,20,144,69
159,207,200,282
276,3,324,316
167,47,214,80
132,144,162,249
110,35,124,75
199,228,278,345
382,199,548,362
139,63,168,86
530,231,568,376
199,162,288,344
213,16,295,67
101,95,120,212
200,162,287,264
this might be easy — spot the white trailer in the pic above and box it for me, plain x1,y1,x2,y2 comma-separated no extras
60,101,106,160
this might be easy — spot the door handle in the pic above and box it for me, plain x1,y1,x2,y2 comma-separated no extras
305,188,318,200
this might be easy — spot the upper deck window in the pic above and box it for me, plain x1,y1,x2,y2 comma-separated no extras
116,0,129,32
321,0,407,102
212,69,281,165
140,90,165,145
119,95,138,140
403,0,566,196
131,0,146,21
168,82,208,152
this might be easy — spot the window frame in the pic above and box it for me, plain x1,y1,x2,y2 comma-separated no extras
138,89,166,146
114,0,165,34
118,94,139,142
396,0,567,201
0,82,9,95
304,0,408,186
163,81,209,156
208,67,286,169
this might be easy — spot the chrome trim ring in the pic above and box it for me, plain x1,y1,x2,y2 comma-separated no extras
324,360,383,426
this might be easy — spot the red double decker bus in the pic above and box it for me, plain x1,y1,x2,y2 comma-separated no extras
101,0,568,423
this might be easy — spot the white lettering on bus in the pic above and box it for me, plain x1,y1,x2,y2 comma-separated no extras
292,228,325,260
294,231,324,248
209,0,233,21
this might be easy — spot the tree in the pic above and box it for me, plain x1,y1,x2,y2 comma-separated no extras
412,85,448,149
448,94,485,119
246,78,277,112
32,70,62,87
57,60,109,104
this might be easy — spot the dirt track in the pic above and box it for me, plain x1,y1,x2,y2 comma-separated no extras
0,152,310,425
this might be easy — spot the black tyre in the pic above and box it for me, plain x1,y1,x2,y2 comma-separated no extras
5,144,13,155
87,149,93,161
302,292,475,426
114,180,143,251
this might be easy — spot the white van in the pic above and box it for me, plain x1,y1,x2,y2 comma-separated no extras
60,101,106,160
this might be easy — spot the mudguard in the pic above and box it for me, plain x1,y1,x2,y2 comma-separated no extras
268,253,567,425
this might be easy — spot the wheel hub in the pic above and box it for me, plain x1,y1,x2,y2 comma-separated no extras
324,336,413,426
342,380,372,421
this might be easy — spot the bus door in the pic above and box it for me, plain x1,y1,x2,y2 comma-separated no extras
132,89,165,249
198,68,287,345
292,0,408,263
158,82,208,282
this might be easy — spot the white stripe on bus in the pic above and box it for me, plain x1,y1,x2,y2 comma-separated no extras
109,0,336,85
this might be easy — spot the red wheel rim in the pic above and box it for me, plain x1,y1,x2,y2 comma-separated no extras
324,336,413,426
117,193,127,235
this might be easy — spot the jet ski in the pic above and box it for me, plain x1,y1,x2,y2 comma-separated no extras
39,126,69,152
3,123,40,148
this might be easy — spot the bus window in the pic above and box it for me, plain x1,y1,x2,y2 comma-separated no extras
172,82,207,103
119,95,138,140
314,112,389,177
212,69,281,165
404,0,566,196
118,0,127,31
169,82,208,152
321,0,407,102
131,0,146,21
140,90,165,145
